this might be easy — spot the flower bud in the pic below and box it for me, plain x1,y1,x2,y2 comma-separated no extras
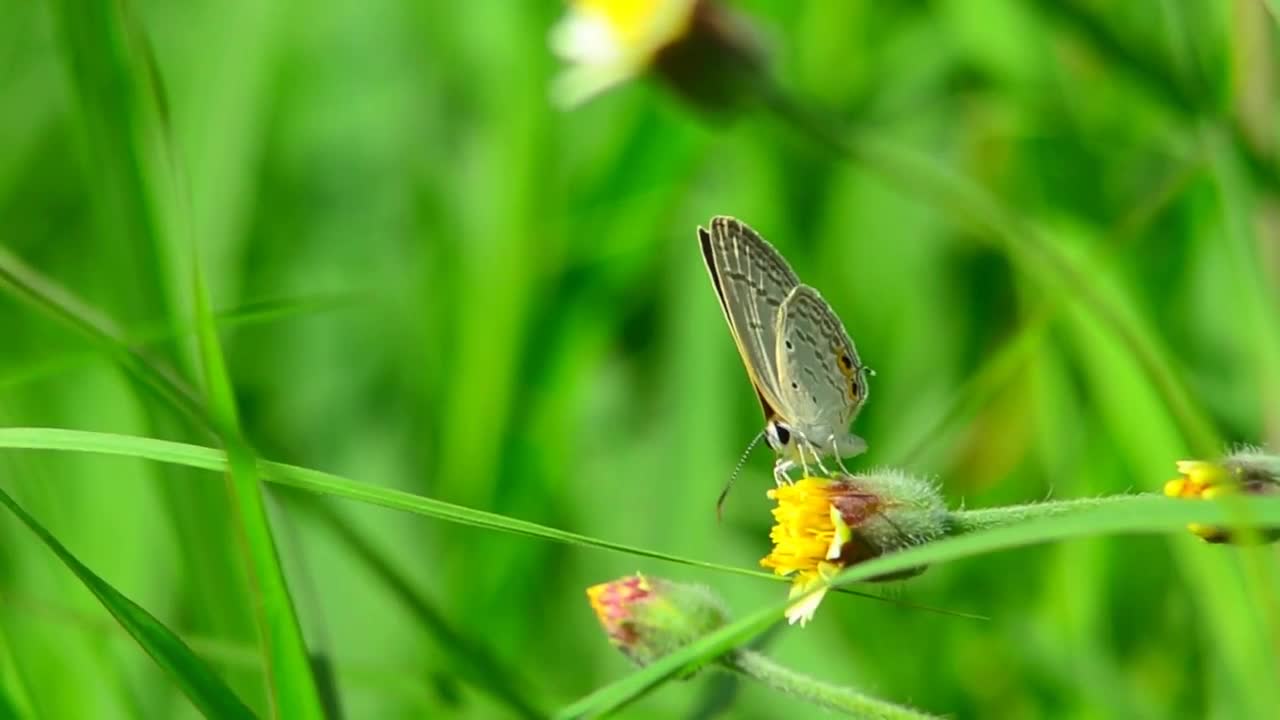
760,472,947,626
586,573,729,670
1165,450,1280,543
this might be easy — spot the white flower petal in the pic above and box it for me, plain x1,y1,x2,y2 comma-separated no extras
550,62,639,108
549,10,623,64
784,585,829,627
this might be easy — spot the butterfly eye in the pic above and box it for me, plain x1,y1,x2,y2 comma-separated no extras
766,422,792,450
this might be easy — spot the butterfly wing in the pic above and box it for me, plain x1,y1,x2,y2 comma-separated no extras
774,285,868,436
699,216,800,420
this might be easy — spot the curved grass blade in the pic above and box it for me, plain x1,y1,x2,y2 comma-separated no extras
0,428,925,610
554,495,1280,718
0,484,256,718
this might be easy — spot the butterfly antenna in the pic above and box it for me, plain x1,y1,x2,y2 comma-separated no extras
717,430,765,521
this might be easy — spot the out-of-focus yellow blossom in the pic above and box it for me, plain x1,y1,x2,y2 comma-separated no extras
550,0,699,106
1165,453,1280,543
550,0,762,110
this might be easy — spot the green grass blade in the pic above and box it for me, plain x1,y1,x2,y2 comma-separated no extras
1267,0,1280,32
0,289,365,394
0,484,256,718
555,495,1280,718
0,247,208,431
191,270,324,719
0,624,36,720
765,87,1221,456
1030,0,1280,191
4,426,1280,719
288,494,545,720
0,427,899,601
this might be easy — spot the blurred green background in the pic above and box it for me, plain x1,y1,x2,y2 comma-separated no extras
3,0,1280,717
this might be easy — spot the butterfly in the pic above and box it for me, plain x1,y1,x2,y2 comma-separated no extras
699,215,870,488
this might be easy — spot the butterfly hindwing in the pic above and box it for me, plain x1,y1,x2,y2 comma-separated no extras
774,284,867,435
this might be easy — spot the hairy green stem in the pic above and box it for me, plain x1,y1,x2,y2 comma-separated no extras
719,649,939,719
947,496,1139,535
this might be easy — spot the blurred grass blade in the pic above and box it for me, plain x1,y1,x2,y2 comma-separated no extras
555,495,1280,718
192,269,324,719
764,86,1220,456
1030,0,1280,191
0,243,528,713
0,247,208,431
288,494,545,720
0,484,256,719
0,288,365,394
0,628,35,720
0,427,902,599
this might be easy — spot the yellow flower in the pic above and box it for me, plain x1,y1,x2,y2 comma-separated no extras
760,478,857,626
549,0,698,107
761,473,946,626
1165,455,1280,543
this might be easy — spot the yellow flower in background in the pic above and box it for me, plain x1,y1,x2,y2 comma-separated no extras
761,473,946,626
1165,461,1231,499
1165,454,1280,543
549,0,698,107
549,0,764,111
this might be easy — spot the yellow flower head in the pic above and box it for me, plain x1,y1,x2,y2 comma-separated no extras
549,0,698,106
761,473,946,626
1165,454,1280,543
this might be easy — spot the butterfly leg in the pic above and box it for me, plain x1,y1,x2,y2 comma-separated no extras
829,434,852,476
812,449,832,477
773,458,796,485
793,443,814,476
794,431,829,478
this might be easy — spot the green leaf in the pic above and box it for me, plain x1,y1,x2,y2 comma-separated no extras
0,484,256,718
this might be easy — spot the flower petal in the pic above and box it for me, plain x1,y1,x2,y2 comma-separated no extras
784,573,829,627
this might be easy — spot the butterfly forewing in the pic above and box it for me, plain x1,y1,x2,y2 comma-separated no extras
774,285,867,432
699,216,800,419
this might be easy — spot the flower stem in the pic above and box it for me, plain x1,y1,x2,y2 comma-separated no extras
946,496,1137,535
719,649,939,719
